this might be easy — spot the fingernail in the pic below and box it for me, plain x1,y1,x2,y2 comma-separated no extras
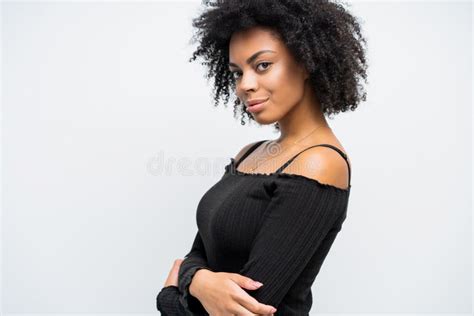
253,281,263,287
271,307,277,313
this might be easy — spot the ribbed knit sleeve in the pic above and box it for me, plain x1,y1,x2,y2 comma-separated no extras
178,231,213,314
156,285,187,315
156,231,212,316
238,177,346,309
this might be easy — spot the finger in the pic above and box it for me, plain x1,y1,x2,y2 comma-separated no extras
230,303,262,316
163,259,183,287
172,261,182,272
231,287,277,315
227,273,264,290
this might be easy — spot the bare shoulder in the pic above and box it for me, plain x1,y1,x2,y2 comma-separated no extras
233,140,266,162
288,145,351,190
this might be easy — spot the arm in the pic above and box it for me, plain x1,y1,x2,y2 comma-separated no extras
156,231,212,315
175,140,260,308
156,285,187,315
178,230,213,314
238,178,346,309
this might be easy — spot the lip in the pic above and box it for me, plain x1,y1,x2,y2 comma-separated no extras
246,98,269,107
246,99,268,113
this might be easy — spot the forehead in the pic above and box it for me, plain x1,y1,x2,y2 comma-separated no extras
229,26,283,61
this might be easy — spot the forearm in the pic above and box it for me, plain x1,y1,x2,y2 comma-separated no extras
156,285,188,316
157,230,211,315
178,231,213,313
189,268,213,298
156,269,212,316
178,264,212,314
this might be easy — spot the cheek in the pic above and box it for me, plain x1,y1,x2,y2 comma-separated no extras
267,68,304,109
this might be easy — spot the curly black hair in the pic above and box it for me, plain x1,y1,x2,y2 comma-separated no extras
188,0,368,130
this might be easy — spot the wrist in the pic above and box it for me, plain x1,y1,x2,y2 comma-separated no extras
189,268,212,298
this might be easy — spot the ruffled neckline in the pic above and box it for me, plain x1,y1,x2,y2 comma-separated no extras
225,158,351,194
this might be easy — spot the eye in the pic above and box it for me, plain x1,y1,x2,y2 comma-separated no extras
230,62,272,80
256,62,272,71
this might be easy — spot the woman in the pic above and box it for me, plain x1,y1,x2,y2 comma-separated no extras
157,0,368,315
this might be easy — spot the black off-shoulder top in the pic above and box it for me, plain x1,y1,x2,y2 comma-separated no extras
156,140,351,315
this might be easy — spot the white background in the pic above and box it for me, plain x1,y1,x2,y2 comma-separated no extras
1,0,472,314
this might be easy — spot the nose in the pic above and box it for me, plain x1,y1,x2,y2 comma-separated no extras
238,71,258,93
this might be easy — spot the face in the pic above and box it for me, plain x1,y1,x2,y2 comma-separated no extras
228,26,309,125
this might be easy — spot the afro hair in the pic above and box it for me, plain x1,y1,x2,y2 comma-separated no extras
188,0,369,130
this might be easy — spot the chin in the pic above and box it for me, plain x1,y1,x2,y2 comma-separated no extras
252,114,278,126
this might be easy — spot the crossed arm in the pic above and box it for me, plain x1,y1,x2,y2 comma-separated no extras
157,181,344,315
156,231,211,315
156,143,348,315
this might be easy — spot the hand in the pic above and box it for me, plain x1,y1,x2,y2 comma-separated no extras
190,269,277,316
163,258,183,287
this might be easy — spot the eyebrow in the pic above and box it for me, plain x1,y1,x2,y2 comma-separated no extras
228,50,276,68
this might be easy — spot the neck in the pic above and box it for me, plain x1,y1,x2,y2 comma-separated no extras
276,81,330,144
